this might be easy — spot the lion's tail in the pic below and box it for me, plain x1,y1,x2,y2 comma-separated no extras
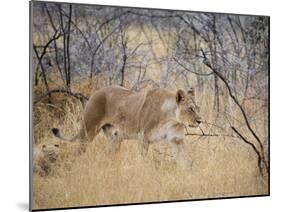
51,128,81,142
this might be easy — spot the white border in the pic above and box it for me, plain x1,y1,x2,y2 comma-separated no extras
0,0,279,211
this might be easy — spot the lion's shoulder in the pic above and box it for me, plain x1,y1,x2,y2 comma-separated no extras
144,88,177,111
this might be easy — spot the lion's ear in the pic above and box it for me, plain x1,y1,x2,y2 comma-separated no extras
187,87,195,97
176,89,185,103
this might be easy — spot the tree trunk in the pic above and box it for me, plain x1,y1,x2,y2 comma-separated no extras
66,4,72,88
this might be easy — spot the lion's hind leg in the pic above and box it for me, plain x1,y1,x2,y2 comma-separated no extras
139,139,150,158
102,124,122,155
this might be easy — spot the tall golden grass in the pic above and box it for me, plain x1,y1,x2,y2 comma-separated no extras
32,74,268,210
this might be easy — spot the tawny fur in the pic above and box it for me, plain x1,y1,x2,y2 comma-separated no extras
52,86,201,156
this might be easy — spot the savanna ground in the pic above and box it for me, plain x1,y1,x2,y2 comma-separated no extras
31,2,269,210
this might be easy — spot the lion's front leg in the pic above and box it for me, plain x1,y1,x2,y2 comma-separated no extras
164,121,192,168
165,121,186,143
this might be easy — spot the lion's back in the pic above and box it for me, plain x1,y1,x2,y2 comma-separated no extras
83,86,178,137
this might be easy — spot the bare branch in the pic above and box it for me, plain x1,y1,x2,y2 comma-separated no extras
33,88,88,105
231,126,268,175
200,48,268,175
185,132,235,137
201,49,264,152
173,57,213,76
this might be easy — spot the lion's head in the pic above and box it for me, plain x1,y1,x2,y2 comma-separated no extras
176,88,202,128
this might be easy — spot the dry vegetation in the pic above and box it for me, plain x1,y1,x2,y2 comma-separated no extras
31,2,269,210
32,75,268,210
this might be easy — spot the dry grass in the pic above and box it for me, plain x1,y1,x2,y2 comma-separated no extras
32,23,268,210
32,76,268,210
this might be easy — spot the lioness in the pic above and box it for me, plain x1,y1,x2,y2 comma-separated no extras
52,86,202,156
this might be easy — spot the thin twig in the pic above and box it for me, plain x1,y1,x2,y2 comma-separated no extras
231,126,268,175
174,57,213,76
185,132,235,137
34,88,88,105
